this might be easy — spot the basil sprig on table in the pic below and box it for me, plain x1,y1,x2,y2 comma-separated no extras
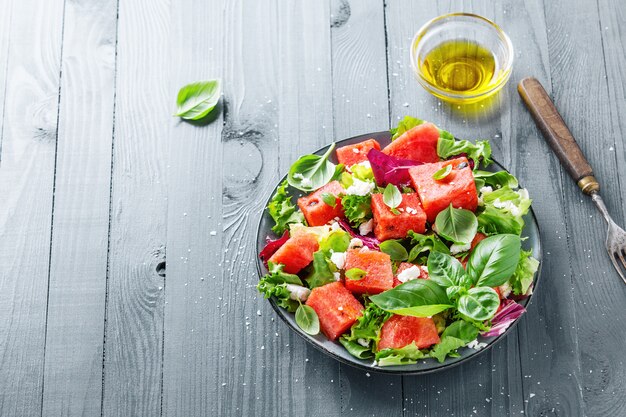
435,205,478,245
371,234,522,322
174,79,221,120
288,144,338,192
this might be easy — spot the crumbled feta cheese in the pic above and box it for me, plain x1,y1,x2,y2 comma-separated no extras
330,221,341,231
299,177,313,188
358,219,374,235
467,339,488,350
450,242,471,254
345,178,375,196
397,265,421,283
292,173,304,180
338,306,344,311
333,272,341,281
357,338,370,347
517,188,529,200
405,207,417,215
349,238,363,249
330,252,346,269
420,265,429,274
352,148,360,153
498,281,512,298
285,284,311,301
493,198,521,216
479,186,493,194
357,161,371,169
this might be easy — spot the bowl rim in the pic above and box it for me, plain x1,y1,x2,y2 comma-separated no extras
255,130,543,375
410,12,515,101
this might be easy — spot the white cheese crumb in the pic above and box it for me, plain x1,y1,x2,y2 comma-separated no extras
405,207,417,215
349,238,364,249
345,178,375,196
333,272,341,281
299,177,313,188
357,161,371,169
330,221,341,231
352,148,360,153
479,186,493,194
467,339,488,350
397,265,421,283
450,242,471,254
493,198,521,216
358,218,374,235
498,281,512,298
357,338,369,347
420,265,429,274
338,306,344,311
517,188,529,200
330,252,347,269
285,284,311,301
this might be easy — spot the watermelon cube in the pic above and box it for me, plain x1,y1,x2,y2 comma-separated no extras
297,181,345,226
344,248,393,295
378,315,440,350
268,229,319,274
393,262,429,287
371,193,427,241
408,157,478,223
336,138,381,166
306,281,364,340
471,232,487,251
382,122,440,163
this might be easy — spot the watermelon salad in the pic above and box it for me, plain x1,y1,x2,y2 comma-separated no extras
257,116,539,366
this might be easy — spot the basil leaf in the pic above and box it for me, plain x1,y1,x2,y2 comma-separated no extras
341,194,372,227
427,251,468,288
376,342,425,366
295,304,320,335
407,231,450,263
432,164,452,180
288,144,337,192
304,251,336,289
174,79,221,120
430,320,479,362
457,287,500,321
319,230,350,254
467,234,521,287
474,170,518,189
434,204,478,245
321,193,336,208
267,180,305,234
339,337,373,359
390,116,423,141
383,184,402,209
346,268,367,281
369,279,453,317
379,240,409,261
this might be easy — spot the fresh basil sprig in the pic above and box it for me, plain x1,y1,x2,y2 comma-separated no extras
321,193,337,207
288,144,338,192
174,79,221,120
457,287,500,321
346,268,367,281
435,204,478,245
369,279,454,317
383,184,402,213
467,234,521,287
432,164,452,180
426,251,469,288
379,240,409,261
295,304,320,335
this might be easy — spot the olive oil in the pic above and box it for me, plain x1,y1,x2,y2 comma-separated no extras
420,40,497,96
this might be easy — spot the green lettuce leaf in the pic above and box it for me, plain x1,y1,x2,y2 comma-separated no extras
256,262,303,313
303,251,337,289
437,136,493,168
390,116,424,140
376,342,426,366
407,231,450,264
342,302,391,359
429,320,479,363
267,180,305,234
510,249,539,295
341,194,372,227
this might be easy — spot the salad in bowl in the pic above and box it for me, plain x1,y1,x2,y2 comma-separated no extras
256,116,540,369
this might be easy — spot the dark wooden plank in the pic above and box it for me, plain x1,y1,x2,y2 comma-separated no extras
160,0,225,415
40,0,117,415
330,0,404,415
545,0,626,415
0,0,65,415
101,0,169,415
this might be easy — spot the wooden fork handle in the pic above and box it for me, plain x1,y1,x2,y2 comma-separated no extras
518,77,600,194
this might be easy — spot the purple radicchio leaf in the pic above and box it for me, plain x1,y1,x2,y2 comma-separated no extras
259,230,290,268
480,299,526,337
337,218,380,250
366,148,422,187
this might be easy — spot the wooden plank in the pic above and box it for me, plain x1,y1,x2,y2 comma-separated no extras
330,0,404,415
101,0,169,415
0,0,65,415
40,0,117,415
546,0,626,415
160,0,225,415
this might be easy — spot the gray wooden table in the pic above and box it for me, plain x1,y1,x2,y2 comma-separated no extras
1,0,625,416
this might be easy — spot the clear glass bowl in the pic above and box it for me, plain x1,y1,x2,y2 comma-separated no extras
411,13,514,104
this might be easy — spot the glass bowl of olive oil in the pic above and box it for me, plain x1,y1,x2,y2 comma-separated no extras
411,13,513,104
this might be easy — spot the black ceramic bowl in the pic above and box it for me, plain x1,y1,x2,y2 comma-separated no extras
255,131,542,375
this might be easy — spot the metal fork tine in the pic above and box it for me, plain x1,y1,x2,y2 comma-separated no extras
611,251,626,284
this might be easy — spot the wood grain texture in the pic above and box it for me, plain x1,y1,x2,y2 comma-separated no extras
101,0,169,415
330,0,404,415
40,0,117,415
0,0,64,415
161,0,225,416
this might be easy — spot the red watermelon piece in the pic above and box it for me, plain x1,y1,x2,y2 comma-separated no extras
470,232,487,250
268,229,319,274
306,281,364,340
344,248,393,295
408,157,478,223
393,262,429,287
297,181,345,226
378,315,440,350
382,122,440,163
336,138,381,166
371,193,427,241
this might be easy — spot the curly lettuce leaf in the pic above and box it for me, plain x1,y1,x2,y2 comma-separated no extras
429,320,480,363
303,251,337,289
257,262,303,312
390,116,424,140
341,194,372,227
477,187,532,236
267,180,305,234
437,136,493,168
510,249,539,295
376,342,426,366
340,302,391,359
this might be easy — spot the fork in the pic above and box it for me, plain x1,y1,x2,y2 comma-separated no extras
518,77,626,284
